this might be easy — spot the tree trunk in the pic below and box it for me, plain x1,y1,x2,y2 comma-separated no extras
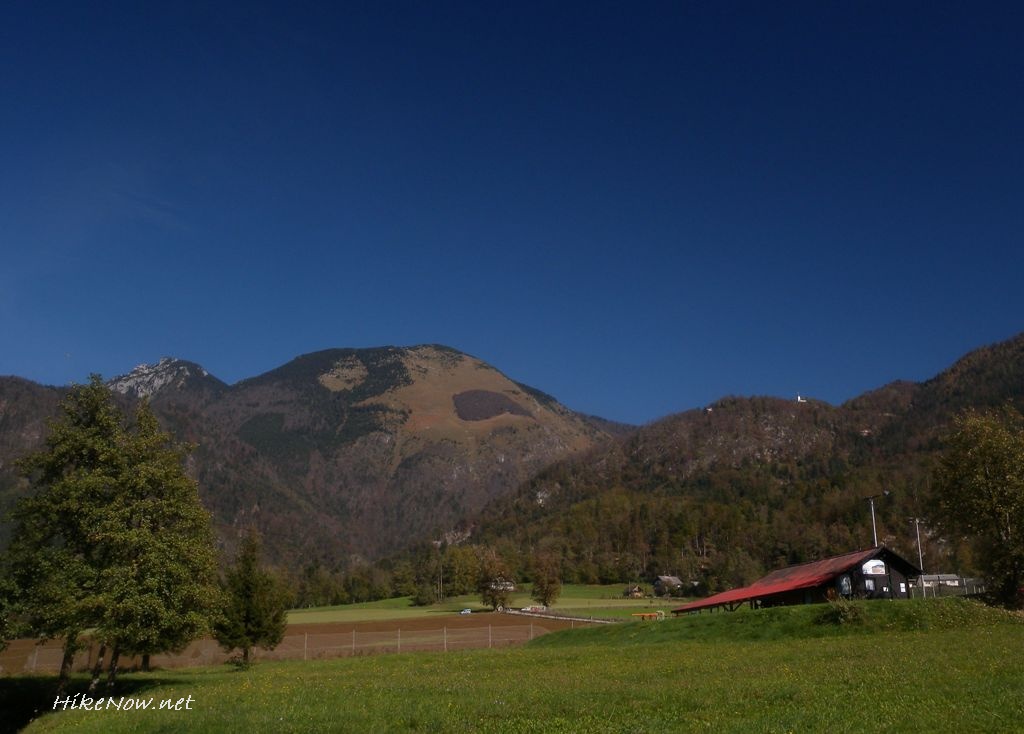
88,643,107,694
242,646,251,665
141,653,151,673
106,645,121,691
56,632,80,695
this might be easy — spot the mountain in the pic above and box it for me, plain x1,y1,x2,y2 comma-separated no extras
471,333,1024,590
4,334,1023,582
0,346,610,566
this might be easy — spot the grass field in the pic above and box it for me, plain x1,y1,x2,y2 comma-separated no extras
286,584,678,626
9,598,1023,733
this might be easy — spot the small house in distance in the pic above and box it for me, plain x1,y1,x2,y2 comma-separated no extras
913,574,986,598
672,547,920,615
654,575,685,597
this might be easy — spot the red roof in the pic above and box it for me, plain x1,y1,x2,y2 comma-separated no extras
673,547,883,613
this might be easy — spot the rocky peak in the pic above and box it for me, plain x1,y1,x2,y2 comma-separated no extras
108,357,212,398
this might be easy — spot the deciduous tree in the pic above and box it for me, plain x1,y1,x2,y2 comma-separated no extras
477,548,514,611
0,575,14,652
444,546,481,597
5,377,221,690
530,553,562,607
932,408,1024,608
92,402,221,682
7,377,128,689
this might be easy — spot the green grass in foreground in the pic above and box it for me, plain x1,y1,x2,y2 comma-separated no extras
16,599,1024,733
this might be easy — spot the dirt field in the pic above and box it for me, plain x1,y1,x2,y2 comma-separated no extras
0,612,583,676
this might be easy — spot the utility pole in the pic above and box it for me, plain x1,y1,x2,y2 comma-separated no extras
865,490,891,546
438,560,444,603
909,517,925,571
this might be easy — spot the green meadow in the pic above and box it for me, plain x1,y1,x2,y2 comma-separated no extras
285,584,675,625
8,598,1022,733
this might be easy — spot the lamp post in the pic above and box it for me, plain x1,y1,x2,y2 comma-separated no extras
909,517,924,572
865,490,890,547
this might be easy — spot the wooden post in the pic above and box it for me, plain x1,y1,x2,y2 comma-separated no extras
488,625,492,648
397,629,401,653
443,626,447,652
352,629,356,654
303,633,308,661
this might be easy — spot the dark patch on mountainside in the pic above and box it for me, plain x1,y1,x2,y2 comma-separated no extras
453,390,532,421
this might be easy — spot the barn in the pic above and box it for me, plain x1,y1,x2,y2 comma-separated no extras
672,546,921,615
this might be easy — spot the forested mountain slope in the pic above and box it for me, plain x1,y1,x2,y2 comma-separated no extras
472,334,1024,591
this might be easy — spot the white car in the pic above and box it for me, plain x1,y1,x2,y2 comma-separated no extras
460,608,473,615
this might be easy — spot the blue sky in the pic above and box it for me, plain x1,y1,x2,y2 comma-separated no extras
2,2,1022,425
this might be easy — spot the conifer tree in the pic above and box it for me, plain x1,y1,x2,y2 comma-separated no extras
214,530,291,665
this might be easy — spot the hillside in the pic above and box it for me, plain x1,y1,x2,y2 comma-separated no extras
472,333,1024,590
0,345,609,567
0,378,65,548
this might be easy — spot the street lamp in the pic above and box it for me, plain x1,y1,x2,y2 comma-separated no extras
865,490,890,547
909,517,925,572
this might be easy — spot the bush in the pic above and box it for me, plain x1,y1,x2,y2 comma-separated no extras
411,584,436,607
815,594,866,626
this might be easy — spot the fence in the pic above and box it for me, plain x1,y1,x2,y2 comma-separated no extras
0,622,561,676
908,575,986,599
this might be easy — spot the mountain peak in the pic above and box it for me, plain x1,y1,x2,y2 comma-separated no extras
108,357,215,398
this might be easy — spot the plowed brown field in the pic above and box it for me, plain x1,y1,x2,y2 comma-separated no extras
0,613,583,676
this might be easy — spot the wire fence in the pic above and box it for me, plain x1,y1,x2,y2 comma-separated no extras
908,576,986,599
0,622,558,676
